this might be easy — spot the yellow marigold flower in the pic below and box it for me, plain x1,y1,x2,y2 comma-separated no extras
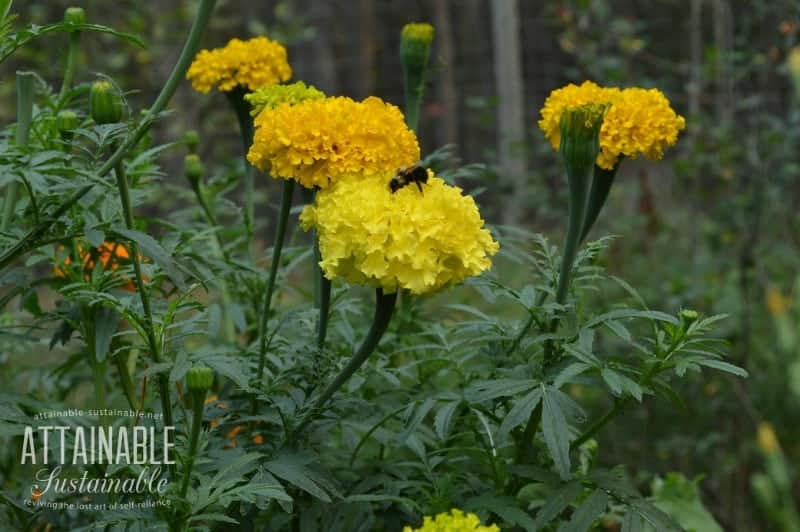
757,422,780,455
766,286,790,316
402,22,435,45
187,36,291,94
538,80,686,169
248,96,420,189
403,508,499,532
245,81,325,116
300,172,498,295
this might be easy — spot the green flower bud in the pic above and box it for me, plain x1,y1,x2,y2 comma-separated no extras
184,154,204,187
56,110,79,132
559,103,606,181
89,80,123,124
680,308,699,329
64,6,86,26
186,365,214,393
184,130,200,154
400,22,434,130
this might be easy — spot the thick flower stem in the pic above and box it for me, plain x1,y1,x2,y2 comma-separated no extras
252,180,294,414
179,391,205,499
226,88,255,245
58,31,80,103
2,72,34,232
291,289,398,439
315,239,331,349
579,164,619,242
112,153,174,460
0,0,217,271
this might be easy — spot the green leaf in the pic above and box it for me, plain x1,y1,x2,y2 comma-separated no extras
112,227,186,289
498,387,542,437
397,398,436,444
434,400,461,441
533,481,583,528
557,489,609,532
466,379,538,403
93,306,119,363
622,511,645,532
542,386,572,480
464,494,536,532
629,499,684,532
265,457,332,503
693,358,748,377
601,368,643,401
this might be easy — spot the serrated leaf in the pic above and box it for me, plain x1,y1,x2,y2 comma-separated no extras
265,457,332,503
693,358,748,377
466,379,538,403
112,227,185,289
622,511,644,532
93,306,119,363
558,489,609,532
397,398,436,444
542,386,571,480
533,481,583,528
434,400,461,441
498,388,542,437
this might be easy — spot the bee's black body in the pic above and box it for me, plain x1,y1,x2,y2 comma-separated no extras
389,164,429,193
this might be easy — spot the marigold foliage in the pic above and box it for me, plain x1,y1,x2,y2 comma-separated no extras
248,96,420,189
538,80,685,169
187,36,291,93
245,81,325,116
300,172,498,295
402,509,499,532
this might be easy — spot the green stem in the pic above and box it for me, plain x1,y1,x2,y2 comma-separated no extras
93,360,108,427
180,390,205,499
570,399,625,451
579,164,619,243
58,31,80,103
291,289,398,438
112,153,174,457
0,0,217,270
2,71,34,231
315,239,331,349
252,180,294,414
225,88,255,244
114,348,139,411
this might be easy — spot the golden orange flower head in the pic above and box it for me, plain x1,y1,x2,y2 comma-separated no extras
187,36,292,93
247,96,420,189
539,80,686,169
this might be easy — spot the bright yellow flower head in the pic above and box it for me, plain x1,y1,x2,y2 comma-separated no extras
187,36,291,93
244,81,325,116
248,96,420,189
300,172,499,295
402,508,499,532
538,81,686,169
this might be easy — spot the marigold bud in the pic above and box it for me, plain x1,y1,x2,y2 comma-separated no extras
56,110,79,132
183,154,204,187
186,365,214,393
679,309,699,328
559,103,606,181
89,80,123,124
64,6,86,25
184,130,200,154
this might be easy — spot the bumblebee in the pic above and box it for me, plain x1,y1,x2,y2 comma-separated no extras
389,164,428,194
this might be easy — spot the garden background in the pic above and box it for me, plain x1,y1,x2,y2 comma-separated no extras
2,0,799,530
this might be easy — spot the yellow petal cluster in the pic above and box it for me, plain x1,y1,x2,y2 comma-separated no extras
248,96,420,189
187,36,291,94
538,80,685,169
244,81,325,116
402,509,499,532
299,172,498,295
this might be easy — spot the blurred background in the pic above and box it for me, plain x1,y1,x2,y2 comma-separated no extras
4,0,800,530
